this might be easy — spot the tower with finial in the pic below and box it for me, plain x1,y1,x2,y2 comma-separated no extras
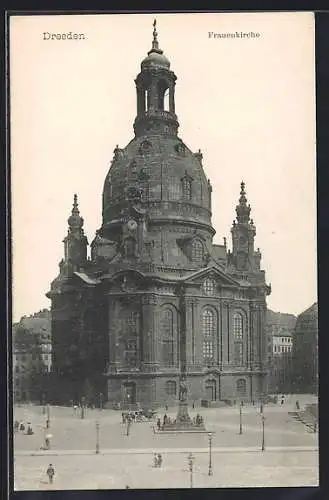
230,181,258,271
133,19,178,137
62,194,88,275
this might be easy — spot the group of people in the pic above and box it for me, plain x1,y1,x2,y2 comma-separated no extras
157,414,172,430
193,414,204,426
14,420,34,435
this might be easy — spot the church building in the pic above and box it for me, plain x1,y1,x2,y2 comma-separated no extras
47,21,271,408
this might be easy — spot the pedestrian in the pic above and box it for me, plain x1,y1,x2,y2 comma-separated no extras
163,414,168,425
46,464,55,484
19,422,25,432
165,404,168,411
126,418,132,436
154,453,158,467
296,400,300,410
192,401,195,409
157,418,161,430
14,420,19,433
157,454,163,467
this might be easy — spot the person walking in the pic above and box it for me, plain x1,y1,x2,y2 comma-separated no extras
126,417,132,436
46,464,55,484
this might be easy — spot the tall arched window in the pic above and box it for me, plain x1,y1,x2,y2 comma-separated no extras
233,313,243,340
157,80,169,111
144,90,148,111
233,312,244,365
202,308,215,364
161,308,175,366
122,311,140,368
182,177,192,201
191,239,204,262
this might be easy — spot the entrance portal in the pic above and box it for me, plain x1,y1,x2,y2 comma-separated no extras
123,382,136,404
205,380,217,401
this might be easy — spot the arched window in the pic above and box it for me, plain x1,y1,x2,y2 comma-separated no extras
202,308,215,364
165,380,176,396
182,177,192,201
236,378,246,397
233,313,243,340
233,312,244,365
161,308,175,366
163,88,170,112
122,311,140,368
191,239,204,262
144,90,148,111
157,80,169,111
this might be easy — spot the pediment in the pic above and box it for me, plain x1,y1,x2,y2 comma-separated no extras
182,265,239,287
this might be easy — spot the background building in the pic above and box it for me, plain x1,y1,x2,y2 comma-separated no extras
292,302,318,394
47,23,271,408
13,309,52,402
266,310,296,393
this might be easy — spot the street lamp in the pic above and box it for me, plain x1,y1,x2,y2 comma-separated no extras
208,432,213,476
81,396,85,419
46,404,50,428
95,421,100,454
261,414,265,451
187,452,195,488
239,402,243,435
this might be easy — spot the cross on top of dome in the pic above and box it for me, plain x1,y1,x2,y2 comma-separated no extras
141,19,170,70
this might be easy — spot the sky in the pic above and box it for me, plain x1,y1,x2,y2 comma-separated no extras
10,12,317,322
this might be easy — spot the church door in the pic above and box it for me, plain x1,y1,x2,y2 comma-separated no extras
205,380,216,401
123,382,136,404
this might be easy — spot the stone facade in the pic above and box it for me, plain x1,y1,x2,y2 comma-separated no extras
47,22,271,407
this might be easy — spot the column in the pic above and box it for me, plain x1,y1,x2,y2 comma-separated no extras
250,302,260,367
178,291,187,375
141,294,159,372
221,300,229,366
186,298,198,370
169,83,175,113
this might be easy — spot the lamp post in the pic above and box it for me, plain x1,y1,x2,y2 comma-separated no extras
208,432,213,476
187,452,195,488
239,402,243,435
81,396,85,419
46,404,50,428
261,414,265,451
96,420,100,454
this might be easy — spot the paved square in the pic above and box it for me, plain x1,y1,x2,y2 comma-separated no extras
13,397,319,490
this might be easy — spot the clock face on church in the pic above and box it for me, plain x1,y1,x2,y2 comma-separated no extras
127,219,137,231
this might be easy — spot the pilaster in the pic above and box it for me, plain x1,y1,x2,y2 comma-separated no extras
141,294,159,372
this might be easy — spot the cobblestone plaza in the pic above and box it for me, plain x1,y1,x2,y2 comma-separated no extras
13,396,318,490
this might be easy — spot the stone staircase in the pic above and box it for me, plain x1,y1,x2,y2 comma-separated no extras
288,405,318,433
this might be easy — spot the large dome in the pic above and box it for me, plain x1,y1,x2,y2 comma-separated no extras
102,134,212,232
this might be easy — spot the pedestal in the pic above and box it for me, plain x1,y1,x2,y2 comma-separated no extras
160,400,207,433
